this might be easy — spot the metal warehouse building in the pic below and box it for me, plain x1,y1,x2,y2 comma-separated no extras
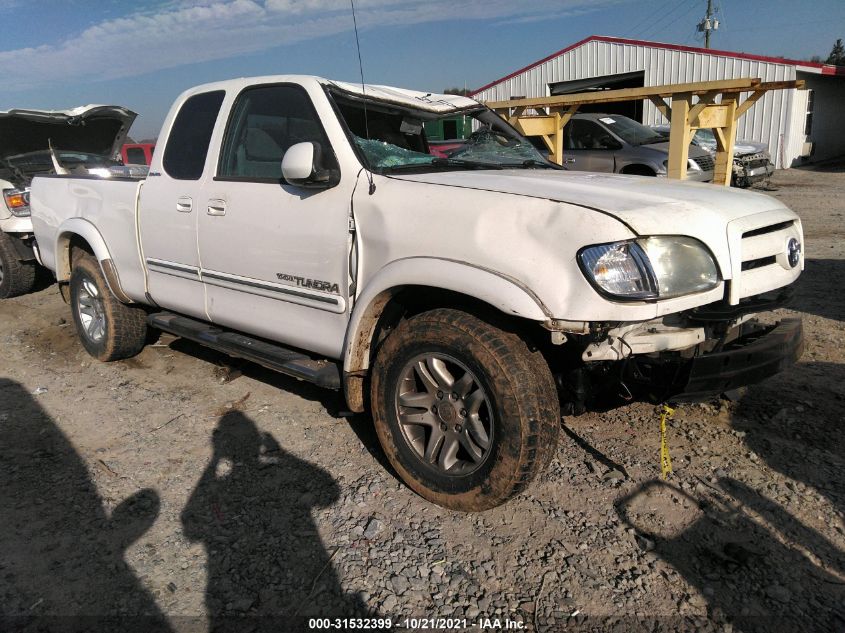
471,35,845,168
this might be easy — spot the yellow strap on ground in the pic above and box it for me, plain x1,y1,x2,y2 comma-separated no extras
660,404,675,479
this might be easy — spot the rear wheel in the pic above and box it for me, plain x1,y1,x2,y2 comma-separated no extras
69,254,149,361
0,233,37,299
370,308,560,511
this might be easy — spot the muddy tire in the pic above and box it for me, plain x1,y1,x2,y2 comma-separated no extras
0,233,37,299
69,254,149,361
370,308,560,511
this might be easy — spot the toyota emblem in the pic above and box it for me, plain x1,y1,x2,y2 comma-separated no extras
787,238,801,268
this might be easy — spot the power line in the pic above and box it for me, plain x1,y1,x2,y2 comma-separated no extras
639,0,699,41
627,0,676,39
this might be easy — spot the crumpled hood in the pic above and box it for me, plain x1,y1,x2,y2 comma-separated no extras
389,169,792,269
697,137,769,156
0,105,137,161
637,140,712,160
733,140,769,156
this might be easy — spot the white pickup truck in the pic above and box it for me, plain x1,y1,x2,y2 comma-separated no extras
0,105,137,298
31,76,805,510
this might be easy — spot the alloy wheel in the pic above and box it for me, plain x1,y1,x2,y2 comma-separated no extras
394,353,494,475
76,277,106,343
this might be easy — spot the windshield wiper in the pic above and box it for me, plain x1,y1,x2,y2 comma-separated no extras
637,138,667,145
498,159,558,169
431,157,504,170
382,158,504,172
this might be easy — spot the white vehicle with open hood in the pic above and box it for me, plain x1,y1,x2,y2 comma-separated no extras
30,76,805,510
0,105,138,298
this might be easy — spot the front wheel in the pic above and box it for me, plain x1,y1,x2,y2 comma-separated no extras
69,254,149,361
370,309,560,511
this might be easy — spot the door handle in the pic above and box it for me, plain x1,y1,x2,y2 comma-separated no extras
176,196,193,213
207,199,227,216
564,158,576,164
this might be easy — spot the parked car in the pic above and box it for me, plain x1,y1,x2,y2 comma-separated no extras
652,125,775,187
121,142,155,165
0,105,137,298
31,76,804,510
426,140,466,158
558,113,714,181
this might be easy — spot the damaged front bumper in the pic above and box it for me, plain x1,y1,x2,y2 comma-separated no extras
567,289,803,403
733,153,775,186
621,318,803,401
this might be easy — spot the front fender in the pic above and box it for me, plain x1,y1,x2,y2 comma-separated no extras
343,256,550,374
54,218,131,303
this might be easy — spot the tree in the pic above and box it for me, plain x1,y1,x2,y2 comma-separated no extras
443,87,471,96
826,38,845,65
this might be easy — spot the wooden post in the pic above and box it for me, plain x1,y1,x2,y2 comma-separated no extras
485,78,804,184
551,111,564,164
667,93,691,180
712,97,738,186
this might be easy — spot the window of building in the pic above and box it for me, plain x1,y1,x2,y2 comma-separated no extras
162,91,225,180
804,89,815,136
442,120,458,140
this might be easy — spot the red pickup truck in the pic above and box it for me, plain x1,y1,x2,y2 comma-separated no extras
120,143,155,165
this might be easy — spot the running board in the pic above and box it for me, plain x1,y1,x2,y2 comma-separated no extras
148,312,341,390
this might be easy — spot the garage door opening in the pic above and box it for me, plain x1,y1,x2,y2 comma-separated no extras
549,71,645,121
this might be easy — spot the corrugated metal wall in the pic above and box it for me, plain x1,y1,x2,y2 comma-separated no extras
474,40,802,168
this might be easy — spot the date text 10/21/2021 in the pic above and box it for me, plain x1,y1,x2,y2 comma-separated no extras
308,618,526,630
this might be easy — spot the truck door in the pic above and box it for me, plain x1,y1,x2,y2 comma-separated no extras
196,83,353,359
139,90,226,319
562,119,617,173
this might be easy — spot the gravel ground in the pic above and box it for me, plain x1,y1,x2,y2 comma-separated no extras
1,165,843,633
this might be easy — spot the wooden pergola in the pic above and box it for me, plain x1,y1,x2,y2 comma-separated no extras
486,78,805,185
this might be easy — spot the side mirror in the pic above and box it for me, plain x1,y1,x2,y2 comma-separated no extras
281,142,331,187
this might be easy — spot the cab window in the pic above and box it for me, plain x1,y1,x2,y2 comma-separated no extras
162,90,225,180
218,84,337,182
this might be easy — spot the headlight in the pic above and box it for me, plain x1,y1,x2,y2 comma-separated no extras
579,237,720,300
662,159,706,171
3,188,30,217
578,241,658,299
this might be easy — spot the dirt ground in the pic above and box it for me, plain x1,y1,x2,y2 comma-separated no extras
1,165,843,633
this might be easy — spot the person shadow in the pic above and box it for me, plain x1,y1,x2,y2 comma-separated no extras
0,378,172,633
181,411,367,632
617,478,844,633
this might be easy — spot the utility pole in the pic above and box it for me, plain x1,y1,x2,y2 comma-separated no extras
697,0,719,48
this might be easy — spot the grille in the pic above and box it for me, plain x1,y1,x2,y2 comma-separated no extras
693,154,714,171
737,152,769,164
729,216,802,304
743,220,793,238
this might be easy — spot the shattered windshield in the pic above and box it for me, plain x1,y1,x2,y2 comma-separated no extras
334,95,555,172
693,129,718,149
352,136,435,169
596,115,666,146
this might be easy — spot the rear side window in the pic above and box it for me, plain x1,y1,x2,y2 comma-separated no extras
163,90,225,180
125,147,147,164
218,84,337,182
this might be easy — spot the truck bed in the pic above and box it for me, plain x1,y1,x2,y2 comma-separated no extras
30,175,148,303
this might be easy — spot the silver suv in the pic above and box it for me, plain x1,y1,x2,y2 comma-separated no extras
561,113,714,182
653,125,774,188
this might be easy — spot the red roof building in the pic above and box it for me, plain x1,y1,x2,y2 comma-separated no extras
472,35,845,167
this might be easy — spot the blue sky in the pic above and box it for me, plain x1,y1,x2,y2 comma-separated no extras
1,0,842,139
